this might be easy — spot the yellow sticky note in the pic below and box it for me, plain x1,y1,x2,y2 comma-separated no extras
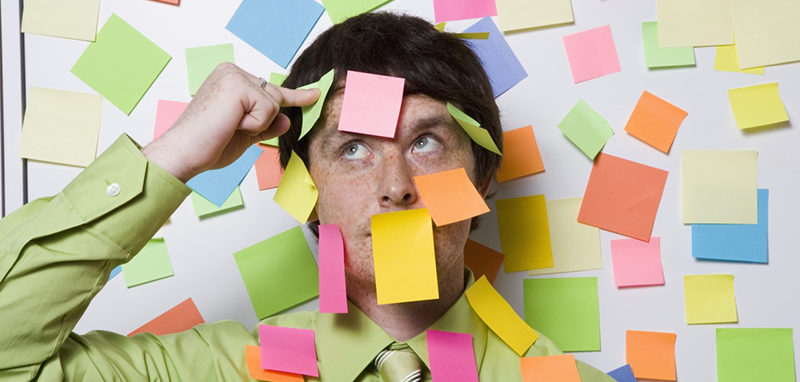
466,276,539,355
529,198,602,276
274,151,318,223
496,0,574,32
496,195,554,272
447,103,502,156
714,44,764,75
681,150,758,224
21,0,100,41
656,0,734,47
728,83,789,130
684,274,738,324
730,0,800,68
372,209,439,305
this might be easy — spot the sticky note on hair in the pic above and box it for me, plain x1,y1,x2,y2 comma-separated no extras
728,83,789,130
624,90,688,154
464,239,504,285
523,277,600,352
447,103,501,155
463,16,528,97
318,225,347,314
338,70,405,138
496,125,544,182
188,144,262,207
414,168,489,226
122,238,174,288
717,328,796,382
21,0,100,41
274,151,318,223
611,237,664,288
245,345,305,382
153,100,188,140
692,189,769,263
684,274,738,324
562,25,621,83
427,330,479,382
626,330,676,381
299,69,335,139
681,150,758,224
520,354,582,382
496,194,553,272
259,325,318,377
128,298,205,337
557,100,614,160
186,43,235,96
466,276,538,355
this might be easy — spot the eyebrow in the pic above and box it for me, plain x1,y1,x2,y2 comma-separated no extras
319,115,458,153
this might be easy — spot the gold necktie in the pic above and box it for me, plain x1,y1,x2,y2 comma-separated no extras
373,343,423,382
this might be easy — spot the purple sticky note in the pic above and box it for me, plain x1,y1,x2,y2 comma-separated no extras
337,71,405,138
259,325,318,377
563,25,621,83
608,364,636,382
463,17,528,98
153,100,188,140
433,0,497,23
427,330,479,382
610,237,664,288
319,224,347,314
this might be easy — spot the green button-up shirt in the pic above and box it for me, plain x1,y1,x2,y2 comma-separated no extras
0,135,614,381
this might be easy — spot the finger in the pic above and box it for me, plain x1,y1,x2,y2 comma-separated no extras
255,113,290,142
238,86,280,136
276,87,320,107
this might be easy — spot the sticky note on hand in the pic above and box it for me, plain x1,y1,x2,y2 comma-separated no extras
299,69,335,139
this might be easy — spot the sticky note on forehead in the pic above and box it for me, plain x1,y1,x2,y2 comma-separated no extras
337,71,405,138
414,168,490,226
447,103,501,155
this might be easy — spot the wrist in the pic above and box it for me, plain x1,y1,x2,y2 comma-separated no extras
141,139,197,183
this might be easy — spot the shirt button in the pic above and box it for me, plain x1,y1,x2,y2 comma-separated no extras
106,183,121,197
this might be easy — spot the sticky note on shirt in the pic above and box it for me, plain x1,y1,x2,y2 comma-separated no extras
714,44,765,75
529,198,602,276
656,0,734,47
611,237,664,288
624,90,688,154
245,345,305,382
692,189,769,263
299,69,335,139
496,126,544,182
717,328,796,382
563,25,621,83
191,188,244,218
466,276,539,356
186,43,235,96
684,274,738,324
520,354,582,382
415,168,489,226
321,0,392,24
122,238,174,288
128,298,205,337
641,22,695,68
523,277,600,352
21,0,100,41
259,325,318,377
557,100,614,160
730,0,800,69
255,144,284,191
427,330,479,382
626,330,676,381
607,364,636,382
463,17,528,98
71,14,171,115
337,71,405,138
372,209,438,304
464,239,504,285
496,0,574,32
496,195,554,272
153,100,188,140
728,83,789,130
447,103,502,155
274,151,318,223
318,225,347,314
433,0,496,23
681,150,758,224
188,145,262,207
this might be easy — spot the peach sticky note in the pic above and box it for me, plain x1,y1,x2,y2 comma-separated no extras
610,237,665,288
415,168,490,227
624,91,688,154
466,276,539,355
127,298,205,337
578,153,668,242
259,325,318,377
563,25,621,83
496,126,545,182
626,330,677,381
255,144,283,190
153,100,188,140
496,194,554,272
464,239,505,285
684,274,738,324
338,70,405,138
318,224,347,314
520,354,582,382
245,346,305,382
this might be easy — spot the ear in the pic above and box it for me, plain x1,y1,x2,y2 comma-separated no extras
478,175,493,199
308,207,319,223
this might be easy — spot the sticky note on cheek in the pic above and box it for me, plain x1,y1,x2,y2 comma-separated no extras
274,151,318,223
414,167,490,226
337,70,405,138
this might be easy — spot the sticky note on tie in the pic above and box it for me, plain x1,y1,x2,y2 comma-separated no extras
191,188,244,218
607,364,636,382
523,277,600,352
626,330,677,381
372,209,439,304
463,240,504,285
610,237,665,288
681,150,758,224
187,145,262,208
337,70,405,138
255,145,284,191
692,189,769,263
259,325,318,377
520,354,582,382
447,103,501,155
274,151,318,223
432,0,496,23
728,83,789,130
122,238,174,288
684,274,738,324
466,276,539,356
496,125,545,182
563,25,621,83
128,298,205,337
624,90,688,154
716,328,796,382
21,0,100,41
495,0,574,33
730,0,800,68
245,346,305,382
714,44,764,75
299,69,335,139
427,330,479,382
153,100,188,140
557,100,614,160
656,0,734,47
463,17,528,97
321,0,393,24
318,225,348,314
496,194,553,272
186,43,235,96
641,22,695,68
414,168,490,226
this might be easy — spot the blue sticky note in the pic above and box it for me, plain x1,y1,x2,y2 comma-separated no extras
109,265,122,281
692,188,769,263
463,17,528,98
187,145,262,207
607,364,636,382
225,0,324,68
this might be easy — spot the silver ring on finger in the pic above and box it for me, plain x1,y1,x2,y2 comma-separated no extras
258,77,267,89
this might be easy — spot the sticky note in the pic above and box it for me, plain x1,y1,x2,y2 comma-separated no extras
71,14,171,115
21,0,100,41
610,237,665,288
447,103,502,155
233,226,319,319
415,168,490,226
684,274,738,324
128,298,205,337
728,83,789,130
466,276,539,356
153,100,188,140
226,0,324,68
186,43,235,96
495,0,574,32
255,144,283,191
463,17,528,97
529,198,602,276
563,26,621,83
427,330,479,382
578,153,668,241
318,225,347,314
372,209,439,304
245,346,305,382
656,0,734,47
496,195,554,272
520,355,582,382
337,71,405,138
496,126,545,182
624,91,688,154
641,22,695,68
717,328,796,382
321,0,392,24
18,87,102,167
463,239,504,285
626,330,676,381
715,44,765,75
557,100,614,160
274,151,318,223
607,364,636,382
259,325,318,377
681,150,758,224
261,137,279,147
191,188,244,218
270,72,289,86
730,0,800,69
109,265,122,280
693,189,769,263
299,69,335,139
187,145,262,207
122,238,174,288
433,0,496,23
523,277,600,352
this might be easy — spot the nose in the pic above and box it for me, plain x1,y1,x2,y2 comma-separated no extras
378,151,418,208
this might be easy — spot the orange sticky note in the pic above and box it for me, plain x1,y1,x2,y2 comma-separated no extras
255,144,284,190
624,91,688,154
496,125,545,182
520,354,582,382
245,345,305,382
414,168,490,227
464,239,505,284
128,298,205,337
626,330,677,381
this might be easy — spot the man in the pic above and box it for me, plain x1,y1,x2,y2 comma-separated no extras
0,12,614,381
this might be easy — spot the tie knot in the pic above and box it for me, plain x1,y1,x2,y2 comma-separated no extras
374,343,423,382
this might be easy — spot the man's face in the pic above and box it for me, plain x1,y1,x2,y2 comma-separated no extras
308,91,484,292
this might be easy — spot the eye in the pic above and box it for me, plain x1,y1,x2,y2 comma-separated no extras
343,142,369,159
412,136,442,154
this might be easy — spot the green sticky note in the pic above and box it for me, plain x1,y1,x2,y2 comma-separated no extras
191,187,244,218
642,22,695,68
269,72,289,86
122,238,174,288
447,103,502,156
523,277,600,352
70,14,171,115
321,0,392,24
186,43,235,96
233,226,319,319
717,328,796,382
260,137,279,146
298,69,335,139
557,100,614,160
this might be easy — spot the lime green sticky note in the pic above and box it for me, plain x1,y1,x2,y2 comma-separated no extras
557,100,614,160
496,195,554,272
191,187,244,218
186,43,235,96
274,151,318,223
728,83,789,130
715,44,765,75
717,328,796,382
447,103,501,156
21,0,100,41
298,69,335,139
523,277,600,352
233,226,319,319
642,22,695,68
122,238,174,288
70,14,171,115
269,72,288,86
321,0,392,24
684,274,738,324
260,137,279,146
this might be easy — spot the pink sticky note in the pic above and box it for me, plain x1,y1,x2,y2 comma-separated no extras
611,237,664,288
337,71,405,138
153,100,189,140
427,330,479,382
433,0,497,23
259,325,318,377
318,224,348,313
563,25,621,83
